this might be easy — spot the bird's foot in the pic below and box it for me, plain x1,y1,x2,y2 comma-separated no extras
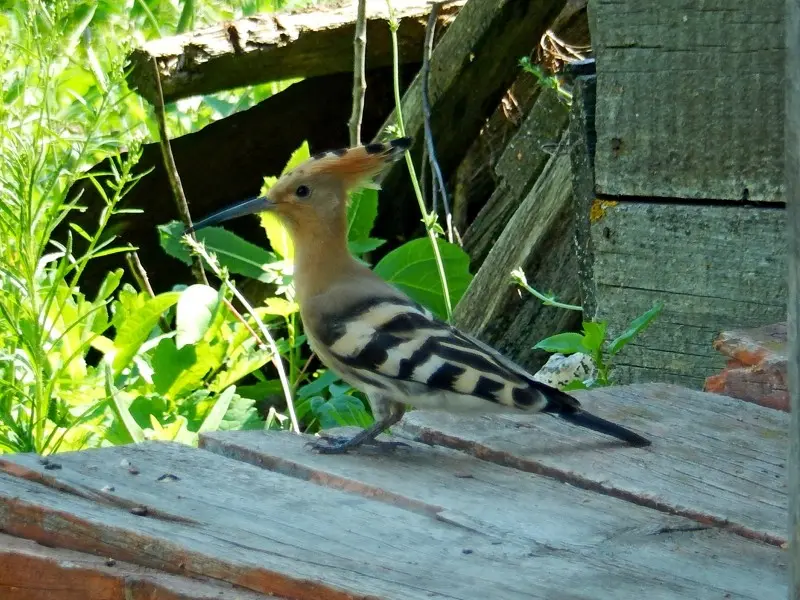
307,434,410,455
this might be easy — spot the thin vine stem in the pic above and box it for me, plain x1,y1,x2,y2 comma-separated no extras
385,1,453,321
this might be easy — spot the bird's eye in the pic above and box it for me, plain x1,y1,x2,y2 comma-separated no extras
295,185,311,198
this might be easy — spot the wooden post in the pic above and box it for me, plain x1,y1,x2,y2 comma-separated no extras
787,0,800,597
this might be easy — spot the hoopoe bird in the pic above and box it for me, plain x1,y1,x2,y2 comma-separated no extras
187,137,651,453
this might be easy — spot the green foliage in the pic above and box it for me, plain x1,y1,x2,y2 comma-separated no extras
534,303,663,388
0,0,472,454
374,238,472,319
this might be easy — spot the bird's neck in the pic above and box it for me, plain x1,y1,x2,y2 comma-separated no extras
289,210,360,302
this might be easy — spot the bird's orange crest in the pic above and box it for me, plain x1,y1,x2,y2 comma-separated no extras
291,137,411,189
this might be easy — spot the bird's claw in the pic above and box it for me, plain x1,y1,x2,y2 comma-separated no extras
306,435,410,454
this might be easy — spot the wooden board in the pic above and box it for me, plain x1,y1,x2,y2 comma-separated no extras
0,534,275,600
127,0,465,104
589,201,787,388
385,383,788,546
589,0,784,201
454,135,580,373
199,428,787,600
461,86,569,269
0,419,786,599
372,0,567,244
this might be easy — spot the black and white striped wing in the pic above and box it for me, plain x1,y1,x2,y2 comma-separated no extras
314,296,555,412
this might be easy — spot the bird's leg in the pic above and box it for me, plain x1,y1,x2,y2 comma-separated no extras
308,403,408,454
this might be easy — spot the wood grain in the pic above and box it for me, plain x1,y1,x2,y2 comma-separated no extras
589,0,784,201
786,0,800,593
0,437,786,599
127,0,464,104
461,86,569,269
589,201,787,387
0,533,275,600
200,428,787,600
372,0,567,245
453,136,581,373
390,383,788,546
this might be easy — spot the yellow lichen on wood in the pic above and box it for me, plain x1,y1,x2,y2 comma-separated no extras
589,198,618,223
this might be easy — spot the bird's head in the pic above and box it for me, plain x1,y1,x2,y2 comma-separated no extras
186,137,411,238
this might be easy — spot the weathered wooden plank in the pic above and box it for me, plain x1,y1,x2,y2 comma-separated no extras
0,533,275,600
372,0,567,243
787,0,800,591
200,429,786,600
589,0,784,201
390,383,788,546
589,201,787,388
3,441,774,600
453,136,581,373
461,86,569,269
127,0,465,104
566,62,597,317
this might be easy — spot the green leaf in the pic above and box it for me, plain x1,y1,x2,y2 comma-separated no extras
348,237,386,255
128,394,172,430
346,187,379,242
255,140,310,260
373,238,473,319
218,393,262,431
158,221,278,282
175,284,221,348
314,394,372,430
198,386,236,433
297,369,341,399
152,338,201,397
104,365,145,444
608,302,663,356
259,211,293,259
581,321,607,353
111,292,181,374
534,332,586,355
262,297,299,318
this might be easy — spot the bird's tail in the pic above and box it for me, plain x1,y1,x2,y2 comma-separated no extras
538,383,652,447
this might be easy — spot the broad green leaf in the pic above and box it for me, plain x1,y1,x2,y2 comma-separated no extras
313,394,372,430
373,238,473,319
152,338,201,397
581,321,607,353
198,386,236,433
175,284,221,348
608,302,663,356
348,237,386,255
347,187,379,242
280,141,311,176
297,369,341,400
128,394,171,430
111,291,180,374
158,221,278,282
256,141,310,259
259,212,293,259
218,393,262,431
104,365,145,444
534,332,586,355
211,346,273,392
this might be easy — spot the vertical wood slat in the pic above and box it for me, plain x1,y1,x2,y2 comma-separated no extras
785,0,800,598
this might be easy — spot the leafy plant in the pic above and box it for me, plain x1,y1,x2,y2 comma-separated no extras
533,304,663,390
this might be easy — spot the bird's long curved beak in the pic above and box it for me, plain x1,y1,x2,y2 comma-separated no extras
184,195,274,234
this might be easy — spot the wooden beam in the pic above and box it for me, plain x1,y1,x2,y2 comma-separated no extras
126,0,464,105
786,0,800,596
370,0,567,245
